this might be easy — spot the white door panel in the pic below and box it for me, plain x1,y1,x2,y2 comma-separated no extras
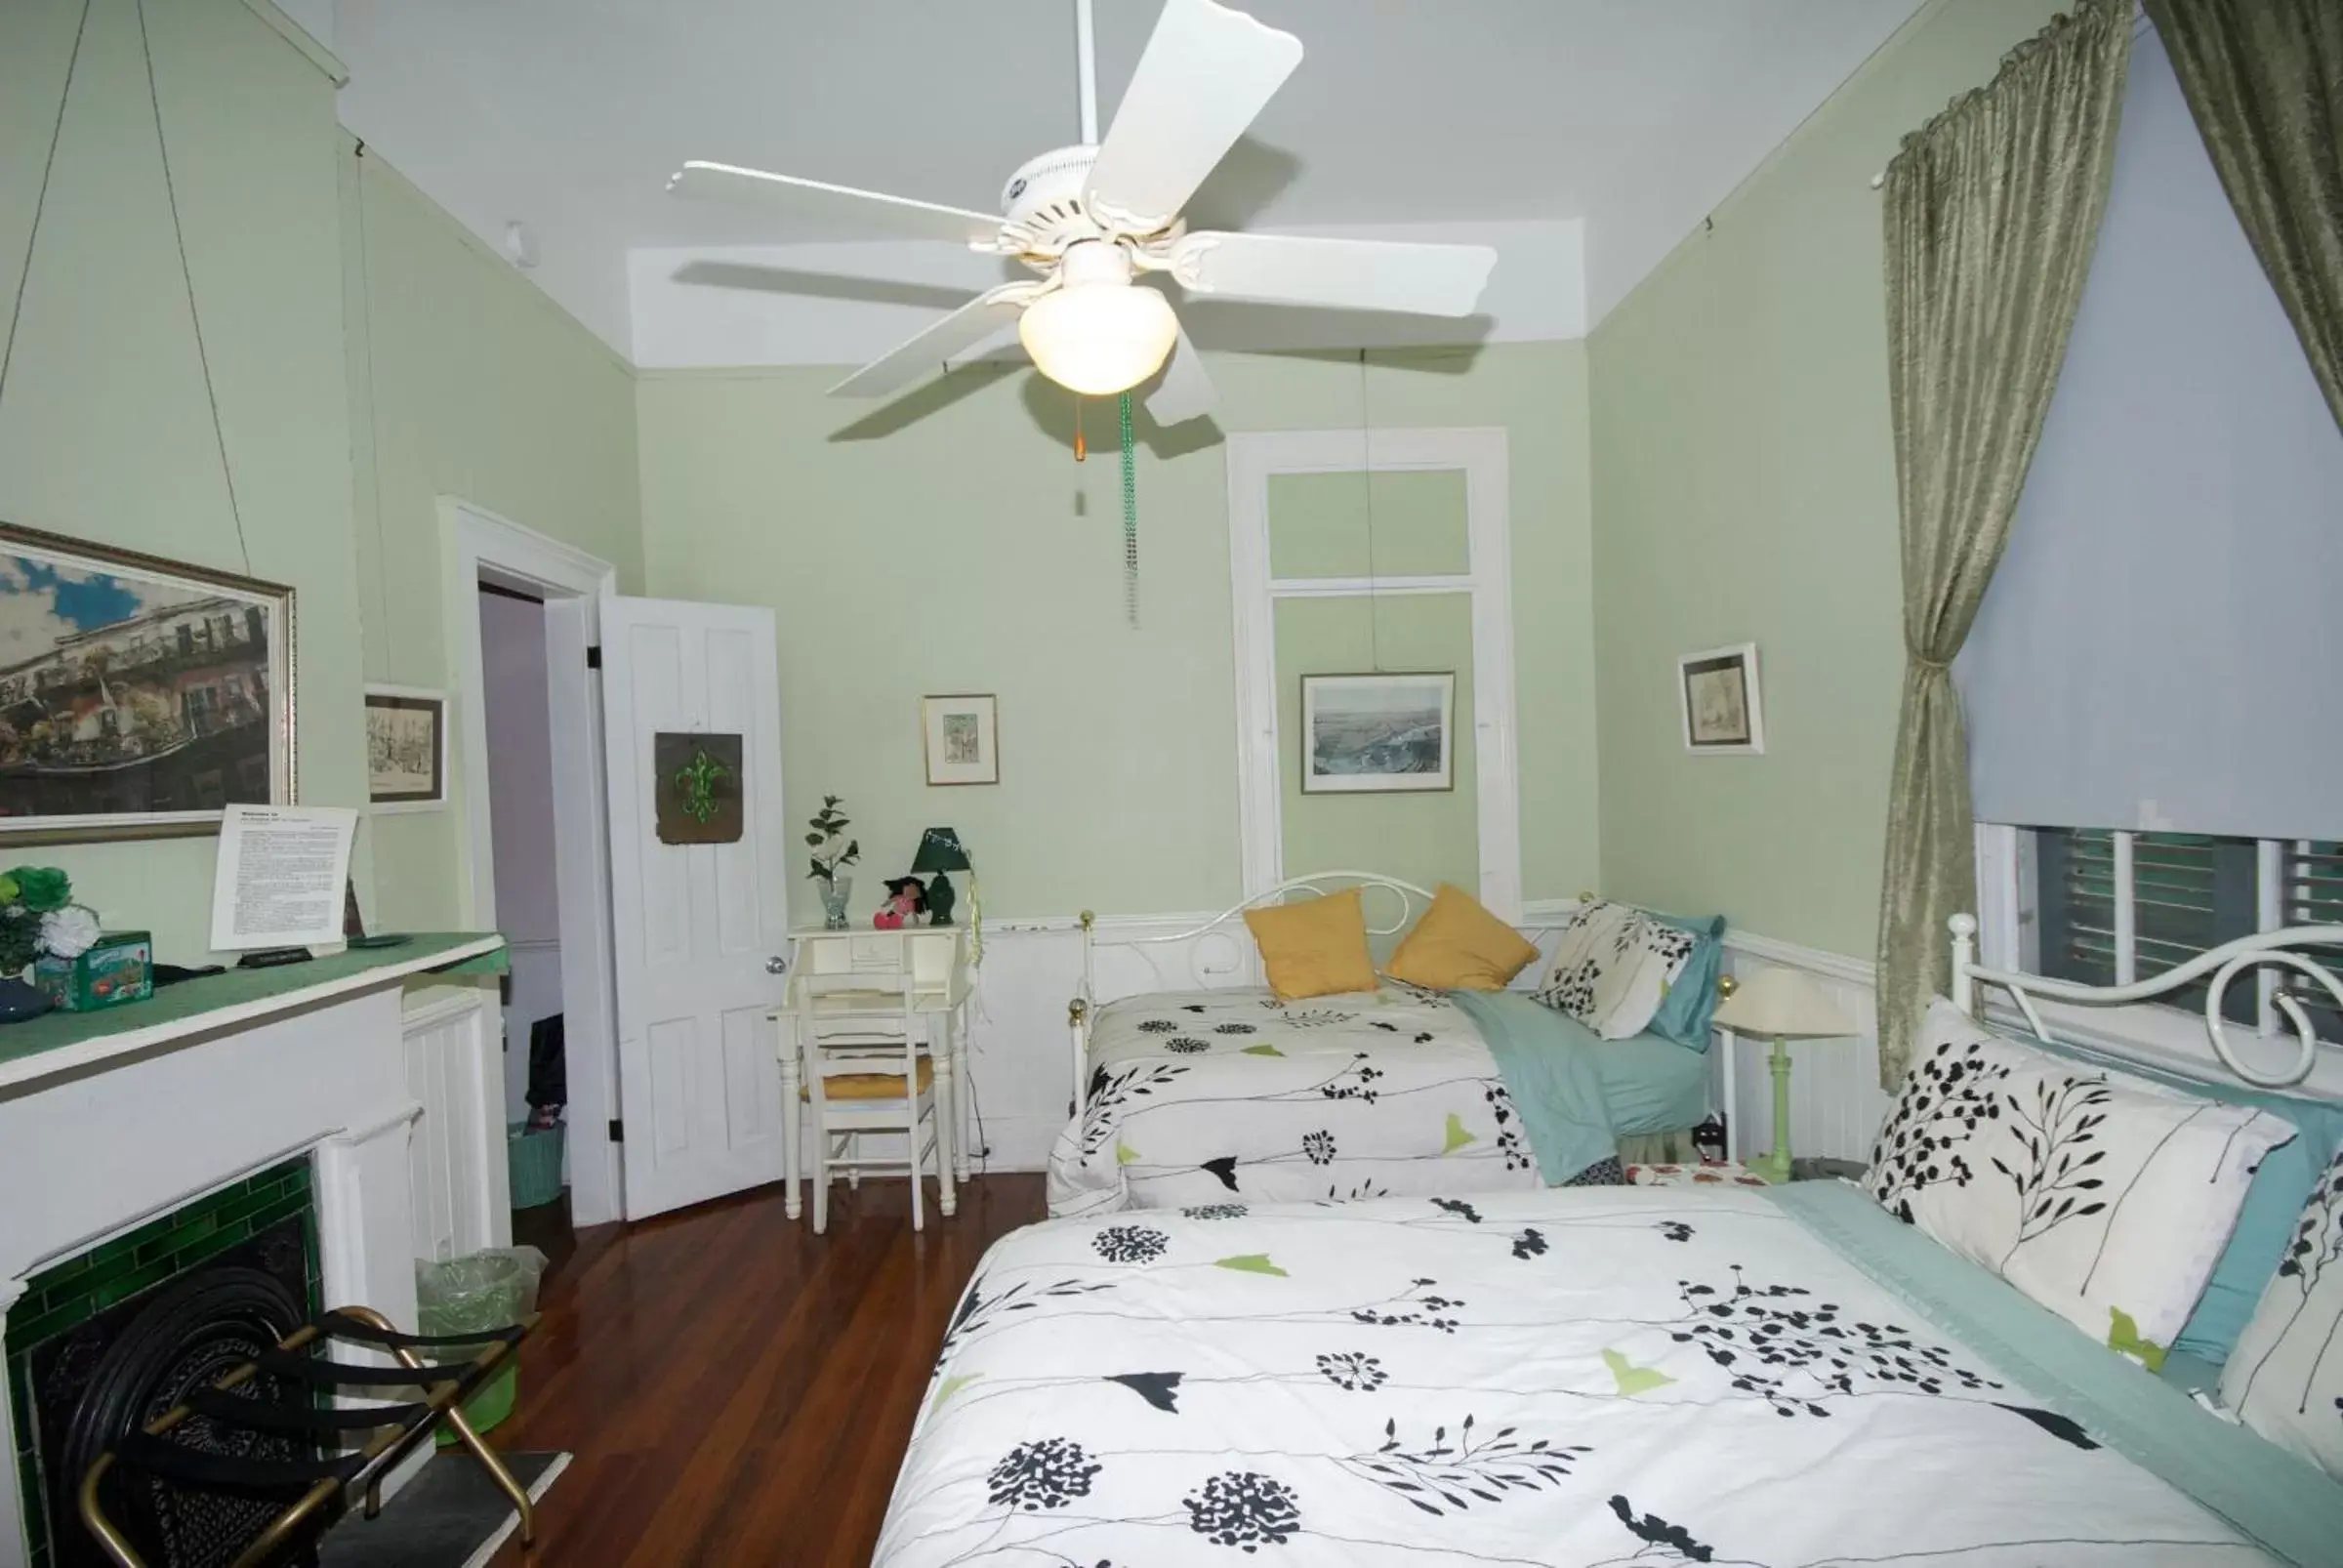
601,596,789,1218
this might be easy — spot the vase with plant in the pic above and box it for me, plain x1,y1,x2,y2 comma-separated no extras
0,866,100,1021
806,796,860,929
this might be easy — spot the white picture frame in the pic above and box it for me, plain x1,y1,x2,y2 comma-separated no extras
1300,672,1456,794
364,683,448,810
922,693,999,786
1678,642,1764,756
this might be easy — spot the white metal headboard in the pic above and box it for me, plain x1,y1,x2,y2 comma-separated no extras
1076,872,1436,1001
1949,911,2343,1090
1063,873,1437,1113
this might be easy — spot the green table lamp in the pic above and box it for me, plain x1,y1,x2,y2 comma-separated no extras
910,827,971,927
1711,967,1856,1184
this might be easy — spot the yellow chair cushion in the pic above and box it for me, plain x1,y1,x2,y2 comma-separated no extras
803,1056,932,1101
1385,883,1541,992
1244,887,1378,1001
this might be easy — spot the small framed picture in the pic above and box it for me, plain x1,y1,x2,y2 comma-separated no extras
1300,672,1456,794
1677,643,1764,756
922,694,999,786
364,684,447,809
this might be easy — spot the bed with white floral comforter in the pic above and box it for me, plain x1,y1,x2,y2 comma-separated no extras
1048,986,1708,1218
877,1183,2333,1567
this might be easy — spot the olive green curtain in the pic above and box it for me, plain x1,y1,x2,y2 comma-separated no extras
2144,0,2343,431
1874,0,2131,1088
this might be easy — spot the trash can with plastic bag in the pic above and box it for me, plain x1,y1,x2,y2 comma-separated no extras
416,1247,546,1442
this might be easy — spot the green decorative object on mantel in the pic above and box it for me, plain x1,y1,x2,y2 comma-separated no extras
0,864,109,1022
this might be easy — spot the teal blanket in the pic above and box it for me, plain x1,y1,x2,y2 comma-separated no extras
1774,1180,2343,1568
1451,991,1709,1182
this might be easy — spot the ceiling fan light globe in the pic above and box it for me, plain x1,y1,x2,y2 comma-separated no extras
1017,283,1178,398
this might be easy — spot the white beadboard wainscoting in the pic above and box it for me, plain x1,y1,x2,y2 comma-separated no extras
401,991,513,1261
947,903,1888,1174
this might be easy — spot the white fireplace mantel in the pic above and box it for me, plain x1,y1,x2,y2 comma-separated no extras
0,933,506,1565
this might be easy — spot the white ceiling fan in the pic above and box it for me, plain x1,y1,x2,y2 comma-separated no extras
666,0,1497,428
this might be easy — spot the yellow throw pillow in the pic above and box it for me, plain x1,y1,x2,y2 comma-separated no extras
1386,884,1541,992
1245,887,1379,1001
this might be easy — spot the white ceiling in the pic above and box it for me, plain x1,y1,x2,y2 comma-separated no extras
290,0,1925,359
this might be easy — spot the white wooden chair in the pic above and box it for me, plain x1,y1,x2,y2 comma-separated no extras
792,968,957,1234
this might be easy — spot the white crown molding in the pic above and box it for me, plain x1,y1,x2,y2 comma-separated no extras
242,0,349,86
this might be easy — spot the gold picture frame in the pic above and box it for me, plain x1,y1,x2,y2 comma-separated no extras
0,521,296,843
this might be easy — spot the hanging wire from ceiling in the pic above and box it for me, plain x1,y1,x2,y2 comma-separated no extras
0,0,93,424
137,0,253,575
354,143,395,672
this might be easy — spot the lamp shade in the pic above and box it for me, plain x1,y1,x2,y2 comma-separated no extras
1017,281,1177,396
1711,968,1854,1039
909,827,970,876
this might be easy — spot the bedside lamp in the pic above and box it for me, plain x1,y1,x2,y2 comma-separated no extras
1712,968,1855,1184
910,827,971,927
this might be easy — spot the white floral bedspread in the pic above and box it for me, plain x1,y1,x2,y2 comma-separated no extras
877,1187,2277,1567
1046,987,1541,1218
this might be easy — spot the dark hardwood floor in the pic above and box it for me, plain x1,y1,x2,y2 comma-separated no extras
488,1174,1047,1568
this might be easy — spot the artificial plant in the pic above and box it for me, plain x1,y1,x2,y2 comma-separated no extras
805,796,860,885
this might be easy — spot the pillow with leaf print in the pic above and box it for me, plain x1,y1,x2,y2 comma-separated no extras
1865,1000,2294,1362
2218,1143,2343,1481
1530,900,1696,1040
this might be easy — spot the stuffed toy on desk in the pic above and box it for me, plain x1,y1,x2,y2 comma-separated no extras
873,877,928,929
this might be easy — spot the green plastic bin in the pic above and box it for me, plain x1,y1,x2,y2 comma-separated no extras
508,1120,566,1210
416,1248,546,1445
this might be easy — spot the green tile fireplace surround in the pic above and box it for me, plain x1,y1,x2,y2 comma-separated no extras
0,930,508,1565
5,1161,321,1568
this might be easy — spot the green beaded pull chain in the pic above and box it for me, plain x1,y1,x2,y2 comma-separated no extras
1118,392,1138,628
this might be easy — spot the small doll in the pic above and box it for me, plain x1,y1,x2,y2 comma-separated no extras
873,876,928,930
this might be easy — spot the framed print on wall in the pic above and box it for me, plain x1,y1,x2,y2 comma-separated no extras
364,684,447,810
922,694,1000,786
1678,641,1765,756
1300,672,1456,794
0,521,295,843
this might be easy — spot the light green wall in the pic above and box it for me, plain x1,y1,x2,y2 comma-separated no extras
636,342,1598,924
0,0,360,959
1268,471,1470,579
0,0,638,959
342,146,643,933
1586,0,2068,958
1277,595,1478,894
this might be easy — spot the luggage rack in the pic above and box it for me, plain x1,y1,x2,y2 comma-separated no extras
78,1304,539,1568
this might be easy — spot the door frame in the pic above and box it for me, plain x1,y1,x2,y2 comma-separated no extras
440,497,625,1226
1224,427,1522,920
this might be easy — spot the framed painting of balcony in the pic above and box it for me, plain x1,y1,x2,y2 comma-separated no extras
0,522,295,843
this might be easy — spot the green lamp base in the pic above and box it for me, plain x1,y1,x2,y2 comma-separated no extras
1754,1034,1794,1184
925,871,958,927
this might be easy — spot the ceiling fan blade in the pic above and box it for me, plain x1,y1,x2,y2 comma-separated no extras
668,161,1005,246
1086,0,1302,234
1168,231,1497,317
827,284,1043,399
1145,322,1216,427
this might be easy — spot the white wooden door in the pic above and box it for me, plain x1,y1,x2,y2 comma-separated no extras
600,597,790,1218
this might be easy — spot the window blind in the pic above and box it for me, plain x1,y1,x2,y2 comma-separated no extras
1959,27,2343,843
2037,830,2258,1021
2289,841,2343,1039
